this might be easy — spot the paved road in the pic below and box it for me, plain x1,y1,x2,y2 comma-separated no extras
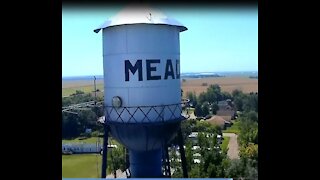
223,133,239,159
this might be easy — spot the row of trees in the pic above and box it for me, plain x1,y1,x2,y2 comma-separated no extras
187,84,228,117
232,89,258,112
186,84,231,107
62,90,102,106
62,91,104,139
227,88,258,179
186,85,258,118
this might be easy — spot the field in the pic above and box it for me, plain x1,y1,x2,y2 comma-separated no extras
62,77,257,97
62,79,104,97
182,77,258,96
62,154,102,178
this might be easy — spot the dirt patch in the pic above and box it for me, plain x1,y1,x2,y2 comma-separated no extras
223,133,239,159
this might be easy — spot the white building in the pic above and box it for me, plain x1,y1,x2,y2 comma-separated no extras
62,143,117,154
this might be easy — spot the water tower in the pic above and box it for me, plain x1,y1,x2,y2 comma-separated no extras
94,5,188,178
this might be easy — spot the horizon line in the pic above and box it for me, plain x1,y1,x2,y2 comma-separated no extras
62,70,258,78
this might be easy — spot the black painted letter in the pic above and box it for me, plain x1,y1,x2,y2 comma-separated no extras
146,59,161,80
176,59,180,79
125,60,143,81
164,59,175,79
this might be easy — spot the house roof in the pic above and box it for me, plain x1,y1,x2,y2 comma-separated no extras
219,116,232,122
218,101,228,106
217,109,235,116
206,115,226,126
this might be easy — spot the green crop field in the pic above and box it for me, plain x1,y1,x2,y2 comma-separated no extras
62,154,102,178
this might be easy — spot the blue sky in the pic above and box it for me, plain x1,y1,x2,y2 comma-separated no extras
62,5,257,77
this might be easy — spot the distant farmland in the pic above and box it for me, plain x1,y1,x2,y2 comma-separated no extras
62,79,104,97
62,77,257,97
182,77,258,96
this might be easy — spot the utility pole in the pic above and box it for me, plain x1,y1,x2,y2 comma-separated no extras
101,125,109,178
94,76,97,105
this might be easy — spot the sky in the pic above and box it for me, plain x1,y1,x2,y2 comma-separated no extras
62,5,258,77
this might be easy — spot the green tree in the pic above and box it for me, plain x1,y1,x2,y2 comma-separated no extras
62,113,81,138
231,89,243,98
107,145,126,177
243,93,258,112
244,110,258,122
214,125,222,135
244,159,258,179
172,167,183,178
186,91,197,107
78,110,98,131
222,92,232,101
198,92,207,105
239,143,258,162
206,84,222,102
75,90,85,95
234,96,244,111
210,102,219,115
202,102,210,117
185,140,193,172
170,146,179,168
198,132,208,153
194,104,203,117
211,134,217,148
238,117,258,146
194,121,210,132
189,164,201,177
226,159,246,179
62,93,95,106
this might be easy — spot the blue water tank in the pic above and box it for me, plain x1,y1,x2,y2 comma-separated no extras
94,5,187,177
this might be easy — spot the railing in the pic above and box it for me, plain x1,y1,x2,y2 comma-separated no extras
104,103,188,124
63,100,191,123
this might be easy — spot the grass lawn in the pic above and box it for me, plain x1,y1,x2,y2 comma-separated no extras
62,84,104,97
62,137,122,178
221,136,230,152
62,154,103,178
223,120,241,134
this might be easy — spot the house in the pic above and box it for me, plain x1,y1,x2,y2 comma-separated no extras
62,143,102,154
62,143,117,154
217,100,236,120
